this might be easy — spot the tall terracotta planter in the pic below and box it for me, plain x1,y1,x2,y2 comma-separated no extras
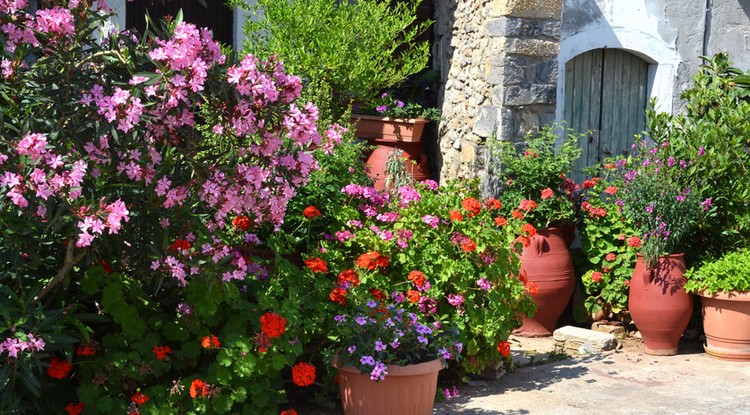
352,115,430,191
336,359,443,415
629,253,693,355
515,227,576,337
698,290,750,361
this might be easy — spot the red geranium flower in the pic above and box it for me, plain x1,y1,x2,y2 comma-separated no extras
461,197,482,217
605,253,616,262
369,288,387,301
329,287,347,305
100,259,113,273
494,216,508,226
485,198,502,210
497,341,511,357
604,186,618,195
526,281,539,295
292,362,316,387
47,358,72,380
232,215,252,231
540,188,554,199
337,269,360,288
460,238,477,252
511,209,525,220
280,410,298,415
518,199,538,211
304,257,328,273
260,312,287,339
201,335,220,349
591,271,603,282
517,235,531,248
449,210,464,222
152,345,172,360
627,236,642,248
131,391,149,406
408,270,427,289
582,179,595,189
190,379,209,398
302,205,321,218
406,289,421,303
170,239,191,252
76,343,96,356
521,223,536,237
65,402,85,415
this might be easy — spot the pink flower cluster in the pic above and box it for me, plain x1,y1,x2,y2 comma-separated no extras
0,334,45,359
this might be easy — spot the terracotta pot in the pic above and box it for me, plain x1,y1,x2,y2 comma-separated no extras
514,227,576,337
352,115,428,142
628,253,693,355
336,359,443,415
365,143,429,191
698,290,750,361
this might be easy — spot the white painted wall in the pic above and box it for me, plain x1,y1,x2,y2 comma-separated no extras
557,0,681,124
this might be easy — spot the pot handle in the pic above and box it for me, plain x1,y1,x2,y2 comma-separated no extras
642,267,652,290
533,236,543,256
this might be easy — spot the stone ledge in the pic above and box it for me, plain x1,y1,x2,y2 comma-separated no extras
492,0,562,19
553,325,618,355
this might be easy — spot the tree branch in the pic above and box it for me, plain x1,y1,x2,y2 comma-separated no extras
34,241,84,303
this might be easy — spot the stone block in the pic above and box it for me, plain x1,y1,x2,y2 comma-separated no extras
553,325,618,355
487,17,562,39
474,106,499,137
503,84,556,106
591,321,626,338
492,0,562,19
501,37,560,58
460,142,477,164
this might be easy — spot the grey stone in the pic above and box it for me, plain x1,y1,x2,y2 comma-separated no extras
473,106,499,138
503,84,557,106
478,362,507,380
553,325,618,355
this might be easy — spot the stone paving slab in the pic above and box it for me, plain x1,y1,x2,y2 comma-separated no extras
297,335,750,414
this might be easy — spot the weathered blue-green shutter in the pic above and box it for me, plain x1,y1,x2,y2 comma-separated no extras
564,49,648,181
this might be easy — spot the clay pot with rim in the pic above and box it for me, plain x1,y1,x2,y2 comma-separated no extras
335,358,443,415
698,290,750,361
514,227,576,337
628,253,693,355
352,115,431,191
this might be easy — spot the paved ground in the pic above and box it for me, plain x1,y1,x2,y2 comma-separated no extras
298,333,750,414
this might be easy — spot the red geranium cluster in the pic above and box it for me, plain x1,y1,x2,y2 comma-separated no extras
461,197,482,217
201,335,220,349
232,215,252,231
47,358,72,380
304,257,328,273
152,345,172,360
497,341,511,357
131,391,149,406
302,205,321,218
76,342,96,356
260,312,287,339
65,402,85,415
190,379,209,398
354,251,389,270
291,362,316,387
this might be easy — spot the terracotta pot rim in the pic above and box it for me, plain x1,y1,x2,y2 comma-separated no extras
698,290,750,301
335,358,445,377
635,252,685,259
351,114,430,123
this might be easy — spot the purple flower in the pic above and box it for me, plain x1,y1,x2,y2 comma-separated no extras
366,301,378,308
398,186,421,205
355,316,368,326
360,355,375,366
702,197,712,211
477,278,491,291
334,315,346,323
396,100,405,108
376,211,400,222
645,203,654,213
347,345,357,353
376,105,388,113
390,339,400,349
391,291,405,303
447,294,465,306
698,146,706,156
370,361,388,381
421,179,439,190
418,297,437,315
422,214,439,228
375,340,386,352
335,230,354,242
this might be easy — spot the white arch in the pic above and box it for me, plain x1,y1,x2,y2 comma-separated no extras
556,26,680,124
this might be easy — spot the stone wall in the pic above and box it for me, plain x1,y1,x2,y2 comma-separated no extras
434,0,562,189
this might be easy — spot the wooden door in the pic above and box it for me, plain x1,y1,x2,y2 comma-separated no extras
564,49,648,182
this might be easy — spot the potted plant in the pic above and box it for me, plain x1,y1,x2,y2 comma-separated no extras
576,164,639,323
685,249,750,361
352,91,441,190
490,125,583,336
617,139,708,355
315,179,536,376
329,299,461,415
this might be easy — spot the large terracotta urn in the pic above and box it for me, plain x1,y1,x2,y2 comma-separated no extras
698,290,750,361
629,253,693,355
515,227,576,337
352,115,430,191
336,359,443,415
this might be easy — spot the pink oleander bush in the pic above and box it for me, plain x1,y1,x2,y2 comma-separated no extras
0,1,343,413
